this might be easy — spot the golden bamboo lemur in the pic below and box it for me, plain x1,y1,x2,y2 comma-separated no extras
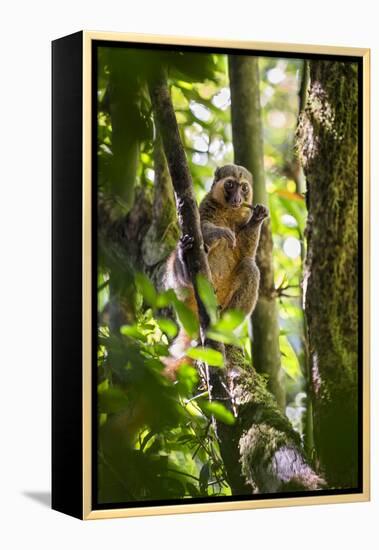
163,164,269,378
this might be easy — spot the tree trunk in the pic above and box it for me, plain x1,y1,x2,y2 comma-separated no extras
148,66,324,494
297,60,359,488
223,346,324,493
229,56,285,410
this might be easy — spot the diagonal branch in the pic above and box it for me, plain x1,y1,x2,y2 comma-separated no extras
148,67,212,338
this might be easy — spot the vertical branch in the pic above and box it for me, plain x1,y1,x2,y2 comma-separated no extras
299,60,310,115
293,59,309,195
229,55,285,410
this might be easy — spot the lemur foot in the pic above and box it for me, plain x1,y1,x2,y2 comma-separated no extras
179,235,195,259
176,198,185,211
179,234,194,253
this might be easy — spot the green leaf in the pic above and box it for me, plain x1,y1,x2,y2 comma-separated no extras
135,272,157,307
157,318,178,339
199,400,236,425
213,309,245,332
98,387,129,414
172,300,199,339
176,364,199,393
120,324,147,342
196,274,219,325
99,413,107,427
186,347,224,367
156,289,177,308
152,343,170,357
97,379,109,394
140,430,156,451
170,52,218,83
206,329,243,347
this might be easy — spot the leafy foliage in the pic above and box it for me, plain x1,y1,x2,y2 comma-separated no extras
96,46,310,503
98,277,240,502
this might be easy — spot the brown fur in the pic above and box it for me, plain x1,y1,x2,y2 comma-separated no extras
163,164,269,377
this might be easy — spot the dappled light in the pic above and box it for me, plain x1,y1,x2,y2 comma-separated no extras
283,236,301,259
211,87,231,110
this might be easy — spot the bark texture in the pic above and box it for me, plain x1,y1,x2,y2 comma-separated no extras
297,60,359,488
229,56,285,410
149,67,324,494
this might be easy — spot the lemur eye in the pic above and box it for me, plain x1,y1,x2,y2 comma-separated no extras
226,179,234,189
242,183,248,193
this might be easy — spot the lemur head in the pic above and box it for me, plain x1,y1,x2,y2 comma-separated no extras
210,164,253,208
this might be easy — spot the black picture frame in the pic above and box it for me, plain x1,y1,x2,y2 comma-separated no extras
52,31,370,520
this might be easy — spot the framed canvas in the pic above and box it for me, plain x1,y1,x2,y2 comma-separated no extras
52,31,370,520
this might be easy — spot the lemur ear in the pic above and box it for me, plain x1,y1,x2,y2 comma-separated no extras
214,167,221,182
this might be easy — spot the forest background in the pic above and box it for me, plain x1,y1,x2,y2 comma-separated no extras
96,45,359,503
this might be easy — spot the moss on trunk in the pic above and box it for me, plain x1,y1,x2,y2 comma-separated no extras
221,347,324,493
297,60,359,488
